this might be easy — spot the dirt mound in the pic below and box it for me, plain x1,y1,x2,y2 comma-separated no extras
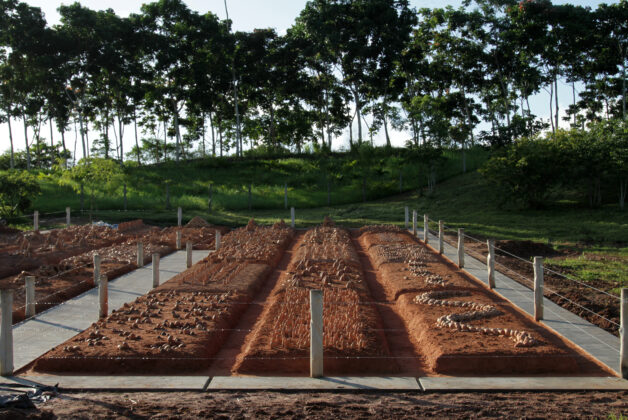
245,218,258,231
185,216,211,228
322,216,335,227
273,219,287,229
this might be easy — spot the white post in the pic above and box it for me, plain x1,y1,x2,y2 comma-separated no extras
93,253,101,286
215,231,221,251
137,241,144,267
176,231,182,250
186,241,193,268
177,207,182,227
66,207,71,227
457,228,464,268
98,275,108,318
412,210,417,236
423,214,429,243
534,256,544,321
33,211,39,232
291,207,295,228
438,220,444,254
621,288,627,379
310,289,323,378
152,253,160,288
404,206,409,229
0,289,14,376
487,240,495,289
25,276,35,318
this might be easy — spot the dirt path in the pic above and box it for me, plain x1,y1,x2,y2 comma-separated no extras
208,231,305,376
350,232,430,377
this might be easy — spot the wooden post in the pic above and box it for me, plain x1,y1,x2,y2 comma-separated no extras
423,214,429,244
98,275,108,318
186,241,193,268
66,207,71,227
33,211,39,231
487,239,495,289
25,276,35,318
310,289,323,378
438,220,444,254
215,231,221,251
404,206,409,230
284,182,288,209
137,242,144,267
93,253,101,286
123,183,127,211
457,228,464,268
176,231,182,250
621,288,627,379
177,207,182,227
248,183,252,211
291,207,295,228
0,289,14,376
534,256,544,321
152,253,160,288
412,210,417,236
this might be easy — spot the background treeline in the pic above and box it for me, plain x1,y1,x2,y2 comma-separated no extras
0,0,626,169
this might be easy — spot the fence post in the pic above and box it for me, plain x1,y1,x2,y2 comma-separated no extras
412,210,417,236
621,288,627,379
291,207,295,228
137,242,144,267
404,206,409,230
457,228,464,268
186,241,193,268
33,211,39,232
98,275,108,318
25,276,36,318
0,289,14,376
215,231,221,251
176,231,182,250
66,207,71,227
177,207,182,227
534,256,544,321
487,240,495,289
310,289,323,378
284,182,288,209
93,253,101,286
152,253,160,288
438,220,444,255
123,183,127,212
423,214,429,244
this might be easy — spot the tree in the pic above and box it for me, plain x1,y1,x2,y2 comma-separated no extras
0,170,40,218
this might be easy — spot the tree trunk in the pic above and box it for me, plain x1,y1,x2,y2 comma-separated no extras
201,112,206,157
219,125,223,157
209,111,216,157
269,104,275,147
554,75,559,130
353,88,362,145
49,118,54,147
78,113,87,160
7,114,14,169
383,113,391,147
61,130,67,168
118,114,124,163
548,83,555,134
572,81,577,126
163,119,167,161
134,109,140,165
620,177,627,210
22,114,31,169
173,101,181,162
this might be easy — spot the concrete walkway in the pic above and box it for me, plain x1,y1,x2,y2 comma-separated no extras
416,228,621,376
11,250,209,372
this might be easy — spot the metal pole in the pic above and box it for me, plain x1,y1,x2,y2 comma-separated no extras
152,253,160,288
487,239,495,289
310,289,323,378
0,289,14,376
25,276,35,318
457,228,464,268
534,257,544,321
438,220,444,254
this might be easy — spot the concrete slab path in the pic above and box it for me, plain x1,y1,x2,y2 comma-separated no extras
11,250,209,371
418,376,628,391
416,228,621,376
207,376,421,390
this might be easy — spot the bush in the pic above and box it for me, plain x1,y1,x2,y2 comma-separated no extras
0,170,41,218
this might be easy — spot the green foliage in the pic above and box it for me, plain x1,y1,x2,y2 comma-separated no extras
0,169,40,218
64,157,124,195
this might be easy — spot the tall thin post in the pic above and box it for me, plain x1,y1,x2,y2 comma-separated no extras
404,206,409,229
284,182,288,209
291,207,295,228
215,231,221,251
177,207,182,227
0,289,14,376
412,210,417,236
176,231,182,250
534,256,544,321
487,239,495,289
457,228,464,268
438,220,444,254
98,275,108,318
620,288,627,379
33,211,39,232
137,242,144,267
25,276,36,318
152,253,160,288
186,241,193,268
66,207,71,227
93,253,101,286
423,214,429,243
310,289,323,378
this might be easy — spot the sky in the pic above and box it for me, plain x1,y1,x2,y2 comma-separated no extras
0,0,617,159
